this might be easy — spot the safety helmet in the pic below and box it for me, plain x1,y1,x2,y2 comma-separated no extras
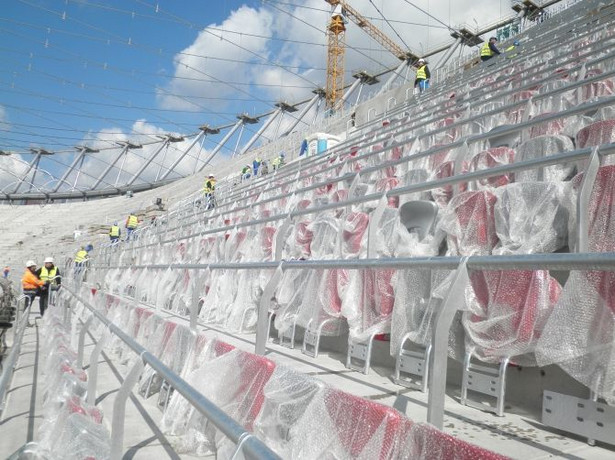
114,222,118,225
44,257,54,264
208,174,214,178
418,58,425,63
513,40,520,46
26,260,36,268
490,36,498,41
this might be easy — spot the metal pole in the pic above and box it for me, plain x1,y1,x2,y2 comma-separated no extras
126,140,169,187
338,78,363,109
201,120,243,165
13,153,42,194
51,148,88,193
379,59,410,94
91,145,129,189
160,131,205,181
434,37,463,70
282,94,321,137
72,155,87,191
239,109,281,156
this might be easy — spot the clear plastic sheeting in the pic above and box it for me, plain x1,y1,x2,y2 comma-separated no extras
390,269,452,353
285,387,402,459
515,135,576,182
494,182,569,254
253,366,326,458
464,270,562,365
536,165,615,403
439,191,499,256
469,147,515,189
161,348,275,456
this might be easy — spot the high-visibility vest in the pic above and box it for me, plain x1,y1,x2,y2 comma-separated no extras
40,266,58,284
416,65,427,80
109,225,120,237
204,179,216,193
74,250,88,263
127,215,138,229
481,42,494,57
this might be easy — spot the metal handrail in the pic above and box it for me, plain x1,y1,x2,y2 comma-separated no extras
0,296,32,416
113,141,615,252
59,284,281,460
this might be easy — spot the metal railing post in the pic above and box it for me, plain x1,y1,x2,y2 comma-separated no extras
86,332,108,406
110,357,145,460
427,258,469,429
77,315,95,368
255,264,284,356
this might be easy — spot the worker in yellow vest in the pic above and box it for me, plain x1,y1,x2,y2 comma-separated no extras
203,175,216,210
414,58,431,93
125,213,139,240
109,222,121,244
36,257,61,316
480,37,501,62
74,247,89,275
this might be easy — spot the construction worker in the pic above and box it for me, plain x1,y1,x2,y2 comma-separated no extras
37,257,61,316
125,212,139,240
109,222,121,244
414,58,431,93
480,37,501,62
260,160,269,175
21,260,44,311
241,164,251,181
3,266,9,278
204,174,216,210
253,158,261,176
505,40,521,58
272,152,285,171
74,246,89,275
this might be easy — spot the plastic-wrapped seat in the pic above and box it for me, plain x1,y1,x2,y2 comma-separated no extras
536,165,615,404
286,387,403,459
469,147,515,189
515,135,575,182
439,190,499,256
166,349,276,456
494,182,569,254
461,270,561,416
576,119,615,158
396,420,508,459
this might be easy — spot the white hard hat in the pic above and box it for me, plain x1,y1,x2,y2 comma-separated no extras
418,58,425,63
44,257,54,264
26,260,36,268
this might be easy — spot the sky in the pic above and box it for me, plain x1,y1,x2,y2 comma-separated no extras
0,0,514,191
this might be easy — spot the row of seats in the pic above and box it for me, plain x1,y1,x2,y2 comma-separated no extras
83,287,506,459
35,306,110,459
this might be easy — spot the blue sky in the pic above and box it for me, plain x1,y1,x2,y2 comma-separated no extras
0,0,511,189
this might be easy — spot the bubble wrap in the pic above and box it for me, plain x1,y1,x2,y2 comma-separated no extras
439,191,499,256
397,421,509,459
515,135,575,182
390,270,451,354
52,413,110,460
252,365,326,457
273,268,311,335
342,269,395,341
469,147,515,189
285,387,402,459
464,270,561,366
536,165,615,402
493,182,569,254
224,269,268,333
162,348,275,456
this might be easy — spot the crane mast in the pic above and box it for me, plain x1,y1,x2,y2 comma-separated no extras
324,0,415,110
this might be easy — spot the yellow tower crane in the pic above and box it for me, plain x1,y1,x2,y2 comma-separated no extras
324,0,418,110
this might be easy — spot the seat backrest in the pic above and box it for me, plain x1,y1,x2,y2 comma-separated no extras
399,200,438,240
576,119,615,149
469,147,515,188
440,191,499,255
342,212,369,257
323,388,402,459
515,135,575,182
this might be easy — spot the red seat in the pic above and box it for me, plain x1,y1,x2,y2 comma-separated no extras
375,177,400,208
441,191,499,255
398,420,509,459
342,212,369,256
323,388,402,459
580,69,614,101
469,147,515,188
346,269,395,339
528,113,566,139
576,119,615,149
466,270,561,363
